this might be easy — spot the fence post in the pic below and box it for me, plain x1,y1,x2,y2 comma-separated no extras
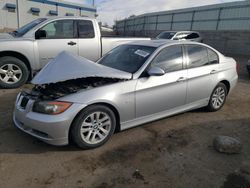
216,8,222,30
142,16,146,36
190,10,195,30
170,13,174,30
123,20,126,35
155,15,159,33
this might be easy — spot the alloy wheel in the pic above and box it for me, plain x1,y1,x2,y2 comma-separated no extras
80,111,112,145
0,64,22,84
211,86,226,109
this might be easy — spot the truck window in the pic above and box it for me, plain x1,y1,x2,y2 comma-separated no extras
78,20,95,38
39,20,74,39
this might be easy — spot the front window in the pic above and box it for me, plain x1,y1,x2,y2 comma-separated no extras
38,20,74,39
11,18,47,37
157,32,176,39
99,45,156,73
151,45,183,73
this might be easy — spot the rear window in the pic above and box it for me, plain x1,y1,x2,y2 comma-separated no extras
186,45,219,68
78,20,95,38
186,33,199,39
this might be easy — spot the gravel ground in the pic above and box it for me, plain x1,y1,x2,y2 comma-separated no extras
0,56,249,188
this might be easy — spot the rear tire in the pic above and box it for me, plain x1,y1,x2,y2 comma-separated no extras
0,56,29,89
207,83,228,112
70,105,116,149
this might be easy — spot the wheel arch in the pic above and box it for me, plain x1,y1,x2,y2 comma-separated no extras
69,102,121,141
0,51,32,80
219,80,230,95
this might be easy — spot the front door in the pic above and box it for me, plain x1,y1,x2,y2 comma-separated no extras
136,45,187,118
35,19,78,68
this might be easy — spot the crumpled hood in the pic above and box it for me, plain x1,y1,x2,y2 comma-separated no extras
0,33,14,39
31,51,132,85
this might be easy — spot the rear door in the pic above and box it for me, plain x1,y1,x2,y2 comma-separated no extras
77,20,101,62
135,45,188,118
185,44,220,104
36,19,78,68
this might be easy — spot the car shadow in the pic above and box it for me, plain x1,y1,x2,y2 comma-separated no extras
0,118,249,154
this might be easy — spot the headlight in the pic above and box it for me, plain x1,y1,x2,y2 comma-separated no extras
33,101,72,115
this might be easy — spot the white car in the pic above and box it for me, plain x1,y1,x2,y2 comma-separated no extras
156,31,203,42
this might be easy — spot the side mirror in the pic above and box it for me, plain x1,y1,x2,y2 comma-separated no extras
35,30,47,39
147,67,165,76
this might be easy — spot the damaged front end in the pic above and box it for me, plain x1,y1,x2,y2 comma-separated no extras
27,51,132,100
31,77,122,100
17,51,131,116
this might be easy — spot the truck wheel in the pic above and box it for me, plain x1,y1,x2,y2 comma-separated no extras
0,56,29,89
70,105,116,149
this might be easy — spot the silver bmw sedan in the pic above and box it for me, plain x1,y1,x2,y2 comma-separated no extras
13,40,238,149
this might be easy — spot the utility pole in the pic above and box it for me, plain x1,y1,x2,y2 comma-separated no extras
16,0,20,28
92,0,95,7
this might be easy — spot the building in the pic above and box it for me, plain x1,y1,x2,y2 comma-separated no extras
115,0,250,55
0,0,97,31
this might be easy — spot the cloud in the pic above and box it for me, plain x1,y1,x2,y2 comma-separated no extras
64,0,240,26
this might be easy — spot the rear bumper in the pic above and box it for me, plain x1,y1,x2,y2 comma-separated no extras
13,93,87,146
229,74,238,95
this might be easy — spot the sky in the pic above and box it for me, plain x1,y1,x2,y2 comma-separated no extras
64,0,241,26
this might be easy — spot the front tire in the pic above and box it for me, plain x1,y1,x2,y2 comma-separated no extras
70,105,116,149
207,83,228,112
0,56,29,89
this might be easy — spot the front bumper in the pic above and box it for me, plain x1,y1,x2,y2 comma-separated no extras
13,93,87,146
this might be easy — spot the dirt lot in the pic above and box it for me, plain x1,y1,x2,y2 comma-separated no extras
0,56,250,188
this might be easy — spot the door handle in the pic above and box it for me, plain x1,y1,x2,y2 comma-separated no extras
210,70,217,74
177,77,186,82
67,41,77,46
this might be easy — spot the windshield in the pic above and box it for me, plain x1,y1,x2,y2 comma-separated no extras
11,18,47,37
99,45,156,73
157,32,176,39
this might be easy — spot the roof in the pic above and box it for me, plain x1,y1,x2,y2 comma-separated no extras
44,16,96,22
127,39,180,47
118,1,250,20
159,31,200,33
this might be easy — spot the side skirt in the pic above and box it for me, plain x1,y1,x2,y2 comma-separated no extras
120,98,209,131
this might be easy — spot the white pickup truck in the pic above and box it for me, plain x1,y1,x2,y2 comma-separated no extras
0,17,149,88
